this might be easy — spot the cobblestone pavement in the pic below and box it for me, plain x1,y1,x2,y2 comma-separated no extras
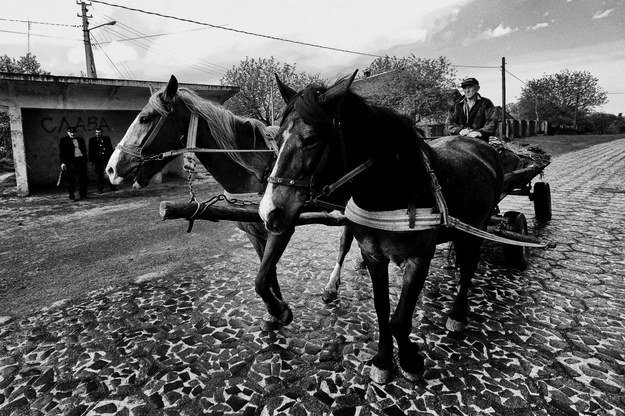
1,139,624,416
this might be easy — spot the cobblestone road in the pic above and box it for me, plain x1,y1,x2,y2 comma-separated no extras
1,139,624,416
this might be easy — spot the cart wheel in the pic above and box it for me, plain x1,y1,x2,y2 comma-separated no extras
502,211,529,270
532,182,552,222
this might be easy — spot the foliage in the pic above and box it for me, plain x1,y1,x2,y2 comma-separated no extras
221,57,323,125
0,53,50,75
0,113,10,160
512,69,607,127
0,53,50,160
585,112,625,134
361,55,457,123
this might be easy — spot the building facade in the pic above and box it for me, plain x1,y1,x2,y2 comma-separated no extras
0,73,238,196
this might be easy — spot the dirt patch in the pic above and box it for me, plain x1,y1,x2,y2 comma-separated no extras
0,176,246,318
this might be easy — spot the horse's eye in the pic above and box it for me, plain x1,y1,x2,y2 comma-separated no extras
139,115,151,124
302,135,321,148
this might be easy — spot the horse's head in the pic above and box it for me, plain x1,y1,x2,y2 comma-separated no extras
259,71,358,234
106,75,191,188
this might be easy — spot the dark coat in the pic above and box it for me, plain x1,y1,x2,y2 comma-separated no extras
59,135,87,166
89,135,115,164
445,94,498,137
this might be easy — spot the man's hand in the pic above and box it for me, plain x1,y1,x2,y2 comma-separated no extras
61,163,67,171
467,130,482,138
459,128,470,136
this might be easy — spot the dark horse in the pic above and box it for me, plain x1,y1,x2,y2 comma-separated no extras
259,72,504,383
106,75,354,326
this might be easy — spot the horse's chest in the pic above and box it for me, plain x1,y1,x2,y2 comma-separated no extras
349,223,438,260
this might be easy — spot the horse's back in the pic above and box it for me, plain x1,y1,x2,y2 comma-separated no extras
428,136,503,224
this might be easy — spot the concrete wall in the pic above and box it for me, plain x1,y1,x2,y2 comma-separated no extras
0,73,238,195
21,108,138,185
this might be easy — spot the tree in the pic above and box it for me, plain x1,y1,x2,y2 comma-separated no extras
585,112,625,134
221,57,323,125
513,69,607,128
0,53,50,75
359,55,457,123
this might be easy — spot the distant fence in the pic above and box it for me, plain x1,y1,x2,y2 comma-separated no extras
422,120,550,139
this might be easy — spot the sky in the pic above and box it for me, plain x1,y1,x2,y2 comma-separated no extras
2,0,625,115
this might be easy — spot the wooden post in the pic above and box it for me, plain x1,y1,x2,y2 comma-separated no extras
501,57,507,139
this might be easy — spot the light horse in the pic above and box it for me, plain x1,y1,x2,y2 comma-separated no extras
259,72,504,383
106,75,353,327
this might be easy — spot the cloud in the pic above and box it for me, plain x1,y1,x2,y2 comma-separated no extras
528,22,550,31
593,9,614,19
480,23,517,39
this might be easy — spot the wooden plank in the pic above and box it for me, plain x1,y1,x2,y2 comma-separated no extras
159,200,347,227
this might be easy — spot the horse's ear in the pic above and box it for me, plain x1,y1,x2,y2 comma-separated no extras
275,74,297,104
319,70,358,104
165,75,178,100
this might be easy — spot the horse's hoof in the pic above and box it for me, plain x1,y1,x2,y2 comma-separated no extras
445,317,466,332
261,313,280,331
369,365,393,384
398,365,425,382
278,306,293,326
322,290,338,304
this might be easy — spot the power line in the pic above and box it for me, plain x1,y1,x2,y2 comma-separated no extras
0,29,76,41
92,35,127,78
0,17,79,27
455,64,500,69
95,27,216,45
505,70,528,86
90,0,384,58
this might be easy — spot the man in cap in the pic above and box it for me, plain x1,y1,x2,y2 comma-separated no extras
445,77,498,141
59,127,89,200
89,127,117,193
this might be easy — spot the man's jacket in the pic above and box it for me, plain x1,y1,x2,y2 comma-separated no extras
89,136,115,164
59,135,87,166
445,94,498,137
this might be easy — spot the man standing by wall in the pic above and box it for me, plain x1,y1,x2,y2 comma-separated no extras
89,127,117,193
59,127,89,200
446,77,498,142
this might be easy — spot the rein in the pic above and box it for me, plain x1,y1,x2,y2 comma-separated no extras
268,120,548,248
116,112,275,163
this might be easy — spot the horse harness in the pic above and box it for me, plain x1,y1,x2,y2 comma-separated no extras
267,119,548,248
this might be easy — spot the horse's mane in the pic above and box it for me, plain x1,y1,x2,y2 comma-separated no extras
149,87,271,176
287,79,432,196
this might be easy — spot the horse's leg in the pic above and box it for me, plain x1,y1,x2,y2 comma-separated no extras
240,223,284,302
364,252,393,384
322,226,354,303
390,255,431,380
446,235,483,332
255,227,295,328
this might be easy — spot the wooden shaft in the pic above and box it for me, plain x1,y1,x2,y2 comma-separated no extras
159,201,347,227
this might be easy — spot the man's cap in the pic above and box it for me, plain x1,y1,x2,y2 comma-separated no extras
95,127,103,131
461,77,479,87
67,127,76,133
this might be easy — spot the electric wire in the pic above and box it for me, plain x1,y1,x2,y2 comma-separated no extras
98,13,229,73
91,34,127,78
0,29,76,41
89,0,385,58
90,9,227,77
0,17,79,27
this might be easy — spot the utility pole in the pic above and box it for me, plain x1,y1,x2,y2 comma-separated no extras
501,57,507,139
27,20,31,54
78,1,97,78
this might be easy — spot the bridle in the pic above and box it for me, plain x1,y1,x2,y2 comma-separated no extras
116,105,276,163
267,118,374,212
116,109,186,162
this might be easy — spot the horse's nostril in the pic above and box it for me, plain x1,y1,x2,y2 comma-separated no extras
266,208,285,231
106,166,114,177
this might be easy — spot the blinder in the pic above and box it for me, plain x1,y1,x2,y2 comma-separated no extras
266,117,358,212
116,110,187,161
